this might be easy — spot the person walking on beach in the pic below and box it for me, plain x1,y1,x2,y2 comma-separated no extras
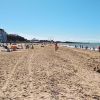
55,42,58,51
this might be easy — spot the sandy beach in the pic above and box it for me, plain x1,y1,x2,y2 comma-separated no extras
0,45,100,100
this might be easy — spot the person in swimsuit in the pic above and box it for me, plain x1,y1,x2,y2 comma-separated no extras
55,42,58,51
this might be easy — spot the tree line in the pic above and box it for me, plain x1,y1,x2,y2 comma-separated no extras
7,34,29,43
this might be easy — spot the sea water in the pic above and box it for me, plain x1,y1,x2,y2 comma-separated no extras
60,43,100,50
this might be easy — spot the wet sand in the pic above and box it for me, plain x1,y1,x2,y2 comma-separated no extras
0,45,100,100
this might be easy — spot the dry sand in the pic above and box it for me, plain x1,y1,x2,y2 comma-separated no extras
0,45,100,100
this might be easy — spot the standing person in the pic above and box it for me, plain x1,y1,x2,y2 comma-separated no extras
75,45,77,48
31,45,34,49
80,45,81,48
21,44,23,49
93,47,95,51
85,46,88,50
26,45,29,49
55,42,58,51
98,46,100,52
82,45,83,49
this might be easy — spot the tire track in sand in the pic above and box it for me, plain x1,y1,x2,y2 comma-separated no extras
27,49,43,99
1,51,29,92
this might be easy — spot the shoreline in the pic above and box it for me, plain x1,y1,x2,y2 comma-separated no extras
59,43,100,52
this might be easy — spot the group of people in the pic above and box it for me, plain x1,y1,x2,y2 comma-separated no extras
25,44,34,49
75,45,100,52
2,42,100,53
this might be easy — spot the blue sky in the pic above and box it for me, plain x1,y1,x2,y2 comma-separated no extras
0,0,100,42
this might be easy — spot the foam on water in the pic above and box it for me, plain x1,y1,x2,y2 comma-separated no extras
59,43,100,51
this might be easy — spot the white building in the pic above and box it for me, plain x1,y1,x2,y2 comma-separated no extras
0,29,7,43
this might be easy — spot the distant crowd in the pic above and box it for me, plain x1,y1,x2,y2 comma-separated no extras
0,42,100,52
75,45,100,52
